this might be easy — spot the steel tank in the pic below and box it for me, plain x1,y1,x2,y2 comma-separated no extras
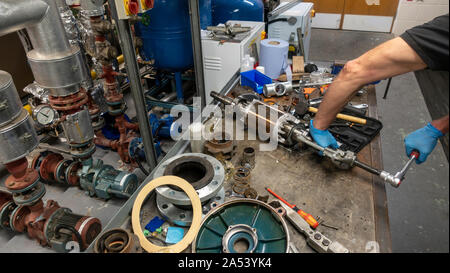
0,71,23,127
199,0,213,30
212,0,264,26
135,0,212,71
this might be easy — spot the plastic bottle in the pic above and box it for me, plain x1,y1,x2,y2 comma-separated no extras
241,54,255,72
189,122,205,153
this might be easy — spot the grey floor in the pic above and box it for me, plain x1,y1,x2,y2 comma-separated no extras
309,28,449,253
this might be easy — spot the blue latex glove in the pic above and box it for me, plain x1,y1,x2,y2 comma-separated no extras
309,120,339,154
404,123,444,164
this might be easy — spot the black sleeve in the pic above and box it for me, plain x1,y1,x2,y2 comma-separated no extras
400,14,449,71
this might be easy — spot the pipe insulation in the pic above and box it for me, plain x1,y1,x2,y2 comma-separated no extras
26,0,72,57
0,0,49,37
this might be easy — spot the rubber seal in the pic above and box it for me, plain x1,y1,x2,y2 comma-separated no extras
132,176,202,253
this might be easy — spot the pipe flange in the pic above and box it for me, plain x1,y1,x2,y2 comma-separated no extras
91,116,105,131
7,174,40,194
0,201,16,230
132,176,202,253
9,205,29,233
31,152,45,172
70,142,96,159
55,159,71,184
12,182,46,206
65,161,81,186
154,153,225,206
156,188,225,227
39,153,64,182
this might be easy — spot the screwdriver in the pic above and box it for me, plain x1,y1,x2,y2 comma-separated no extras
266,187,319,229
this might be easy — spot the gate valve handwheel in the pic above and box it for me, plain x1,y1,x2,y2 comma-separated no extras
127,0,139,15
142,0,154,9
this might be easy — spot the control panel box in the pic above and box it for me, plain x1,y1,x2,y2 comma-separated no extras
202,21,265,105
114,0,153,19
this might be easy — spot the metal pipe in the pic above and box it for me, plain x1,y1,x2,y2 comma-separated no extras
0,0,49,37
26,0,72,57
108,0,158,170
188,0,206,107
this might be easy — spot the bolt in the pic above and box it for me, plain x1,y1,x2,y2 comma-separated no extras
314,233,322,240
322,239,330,246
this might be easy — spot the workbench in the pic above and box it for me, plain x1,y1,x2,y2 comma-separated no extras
87,81,392,253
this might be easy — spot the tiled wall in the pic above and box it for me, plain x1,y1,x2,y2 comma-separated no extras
392,0,449,35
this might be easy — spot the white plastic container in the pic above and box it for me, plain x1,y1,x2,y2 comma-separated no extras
240,54,255,73
189,122,205,153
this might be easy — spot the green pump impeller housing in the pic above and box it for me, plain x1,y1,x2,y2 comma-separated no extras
193,199,290,253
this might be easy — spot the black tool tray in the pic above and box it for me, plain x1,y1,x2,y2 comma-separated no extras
327,107,383,153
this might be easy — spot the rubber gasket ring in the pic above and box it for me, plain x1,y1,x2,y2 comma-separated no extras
131,176,202,253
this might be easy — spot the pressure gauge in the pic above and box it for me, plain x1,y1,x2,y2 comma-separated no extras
33,104,59,127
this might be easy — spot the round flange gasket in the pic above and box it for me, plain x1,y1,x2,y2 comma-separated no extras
131,176,202,253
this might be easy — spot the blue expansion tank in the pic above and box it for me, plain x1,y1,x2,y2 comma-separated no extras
135,0,212,72
212,0,264,26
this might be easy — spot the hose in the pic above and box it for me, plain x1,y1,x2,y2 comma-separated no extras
133,153,150,176
268,18,288,24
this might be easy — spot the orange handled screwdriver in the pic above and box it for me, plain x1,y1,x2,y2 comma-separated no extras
266,187,319,229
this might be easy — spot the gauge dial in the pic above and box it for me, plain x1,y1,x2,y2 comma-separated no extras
35,105,57,126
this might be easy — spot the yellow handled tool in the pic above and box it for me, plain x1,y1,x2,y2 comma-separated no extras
308,106,367,125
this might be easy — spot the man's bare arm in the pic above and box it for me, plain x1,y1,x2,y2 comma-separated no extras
313,37,427,130
431,115,449,135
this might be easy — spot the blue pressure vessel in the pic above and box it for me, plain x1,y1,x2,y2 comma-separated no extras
135,0,212,72
200,0,213,29
135,0,192,71
212,0,264,26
